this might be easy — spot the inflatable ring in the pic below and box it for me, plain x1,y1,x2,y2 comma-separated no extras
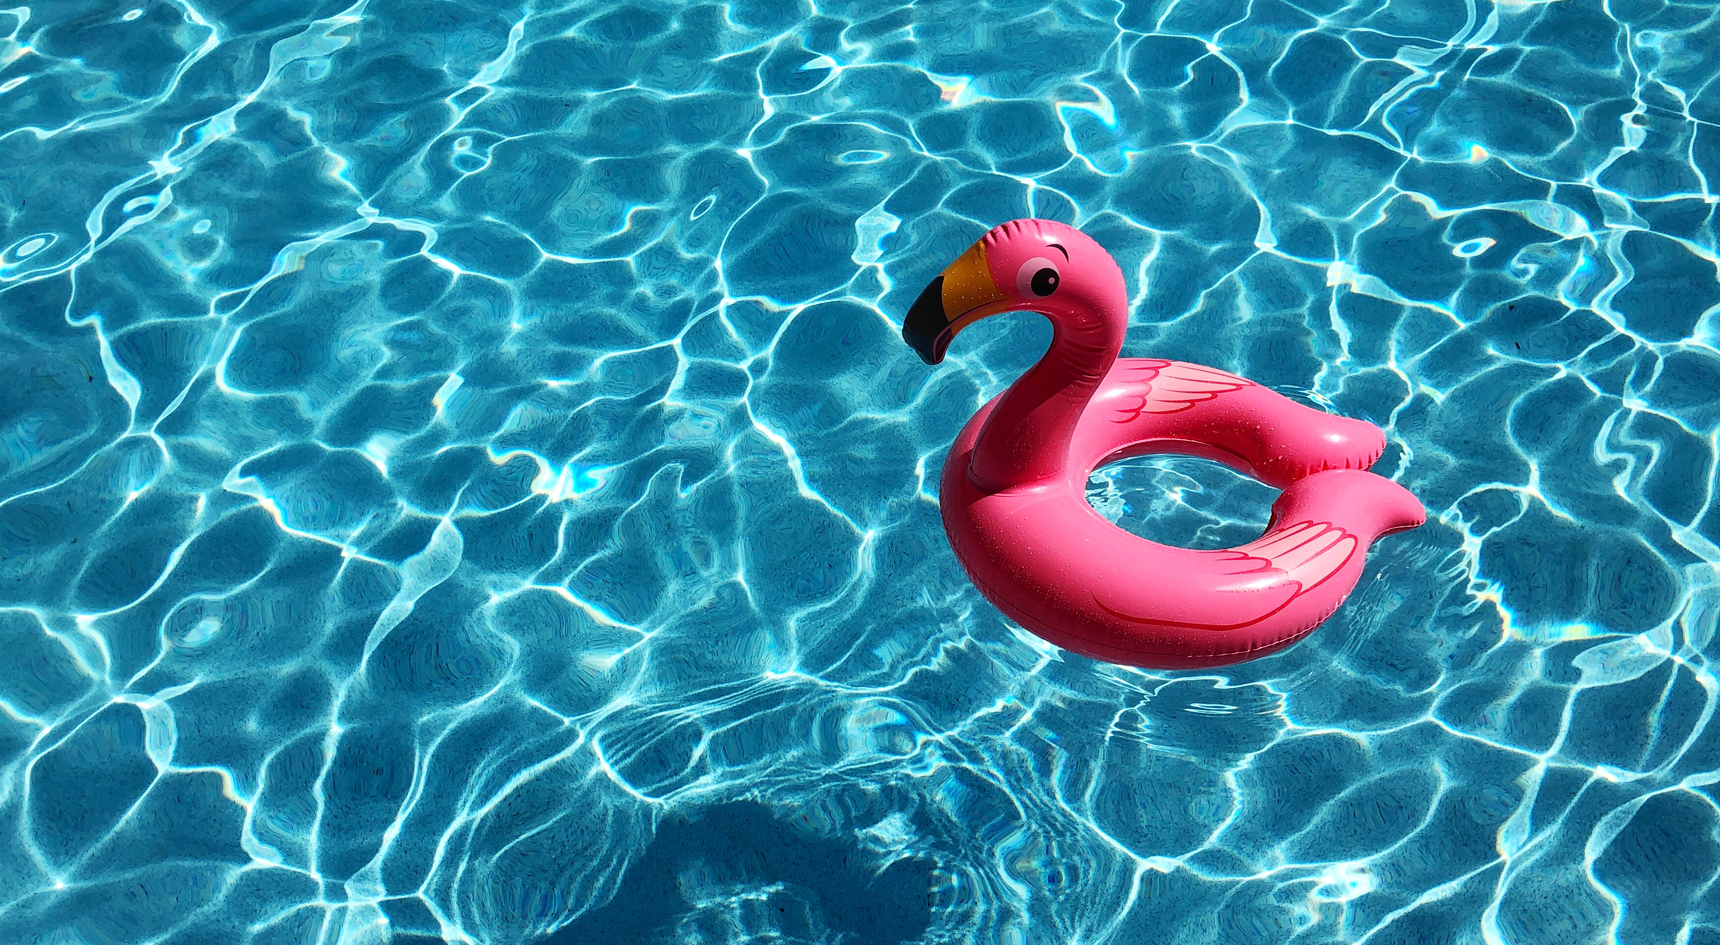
902,219,1425,669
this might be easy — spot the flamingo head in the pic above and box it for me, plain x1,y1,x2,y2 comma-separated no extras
902,218,1127,365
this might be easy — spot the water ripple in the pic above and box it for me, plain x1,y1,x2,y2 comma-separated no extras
1,0,1718,942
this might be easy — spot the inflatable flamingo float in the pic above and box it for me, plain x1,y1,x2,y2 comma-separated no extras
902,219,1424,669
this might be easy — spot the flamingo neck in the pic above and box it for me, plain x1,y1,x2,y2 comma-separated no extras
968,301,1125,490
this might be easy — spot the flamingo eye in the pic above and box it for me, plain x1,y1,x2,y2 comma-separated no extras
1016,257,1060,298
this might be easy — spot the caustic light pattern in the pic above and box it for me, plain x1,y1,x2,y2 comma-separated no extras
0,0,1718,943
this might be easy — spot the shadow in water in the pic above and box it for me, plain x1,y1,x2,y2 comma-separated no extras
538,800,934,944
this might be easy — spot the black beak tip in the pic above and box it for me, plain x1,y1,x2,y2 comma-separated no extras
902,275,950,366
903,328,945,365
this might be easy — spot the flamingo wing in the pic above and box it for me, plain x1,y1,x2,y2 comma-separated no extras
1092,521,1358,631
1105,360,1254,423
1229,521,1358,597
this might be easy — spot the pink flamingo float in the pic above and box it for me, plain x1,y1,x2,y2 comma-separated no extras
902,219,1425,669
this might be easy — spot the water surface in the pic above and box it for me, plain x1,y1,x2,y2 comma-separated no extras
2,0,1718,942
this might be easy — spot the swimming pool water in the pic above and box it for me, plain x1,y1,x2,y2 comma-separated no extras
2,0,1718,941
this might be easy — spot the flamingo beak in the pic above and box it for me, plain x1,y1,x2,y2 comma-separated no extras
902,240,1009,364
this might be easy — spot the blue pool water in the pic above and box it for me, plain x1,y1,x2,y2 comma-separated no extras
2,0,1719,941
